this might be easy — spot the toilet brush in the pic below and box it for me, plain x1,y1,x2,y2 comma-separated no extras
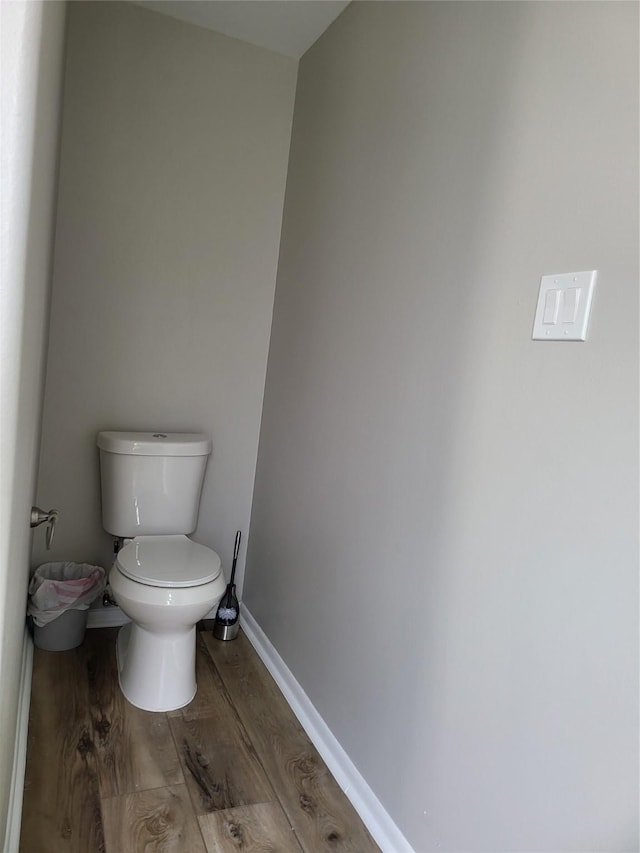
214,530,241,640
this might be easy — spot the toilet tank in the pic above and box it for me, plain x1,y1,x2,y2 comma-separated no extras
97,431,212,537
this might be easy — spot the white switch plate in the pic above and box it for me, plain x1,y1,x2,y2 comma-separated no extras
532,270,597,341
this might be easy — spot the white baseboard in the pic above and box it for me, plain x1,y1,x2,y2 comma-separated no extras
86,606,130,629
240,606,414,853
3,626,33,853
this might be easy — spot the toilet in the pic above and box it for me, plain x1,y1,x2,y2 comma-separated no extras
97,431,227,712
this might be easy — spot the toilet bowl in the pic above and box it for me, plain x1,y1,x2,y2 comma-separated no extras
110,534,226,711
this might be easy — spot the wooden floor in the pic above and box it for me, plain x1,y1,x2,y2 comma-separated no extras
20,626,379,853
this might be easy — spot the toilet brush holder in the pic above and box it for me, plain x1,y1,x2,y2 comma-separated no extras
213,530,241,642
213,619,239,641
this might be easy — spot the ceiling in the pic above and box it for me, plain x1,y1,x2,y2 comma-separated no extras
132,1,350,59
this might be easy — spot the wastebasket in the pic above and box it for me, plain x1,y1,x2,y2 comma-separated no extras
28,562,106,651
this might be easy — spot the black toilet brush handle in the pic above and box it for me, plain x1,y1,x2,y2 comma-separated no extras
229,530,241,587
225,530,241,606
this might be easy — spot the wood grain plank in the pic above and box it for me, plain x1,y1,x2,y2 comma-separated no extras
102,784,206,852
202,632,379,852
83,628,184,798
169,631,241,724
169,714,274,816
22,628,377,853
20,645,105,853
198,802,303,852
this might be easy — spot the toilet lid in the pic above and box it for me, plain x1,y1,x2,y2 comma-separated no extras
116,535,222,588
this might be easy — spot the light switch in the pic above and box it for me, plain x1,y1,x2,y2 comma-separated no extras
543,289,560,324
561,287,580,323
532,271,596,341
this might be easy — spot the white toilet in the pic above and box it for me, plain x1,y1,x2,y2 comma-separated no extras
97,431,227,712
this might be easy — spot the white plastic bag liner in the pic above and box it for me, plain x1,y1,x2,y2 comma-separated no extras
28,562,106,627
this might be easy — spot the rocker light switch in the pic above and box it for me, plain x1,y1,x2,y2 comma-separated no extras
532,271,596,341
543,289,560,324
561,287,581,323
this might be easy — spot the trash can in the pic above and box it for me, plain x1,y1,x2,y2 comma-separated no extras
28,562,106,651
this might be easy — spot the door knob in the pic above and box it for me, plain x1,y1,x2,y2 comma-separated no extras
30,506,58,550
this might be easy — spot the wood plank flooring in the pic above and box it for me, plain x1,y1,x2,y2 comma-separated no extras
20,626,379,853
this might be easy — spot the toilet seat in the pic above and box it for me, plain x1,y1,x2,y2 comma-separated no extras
116,534,221,588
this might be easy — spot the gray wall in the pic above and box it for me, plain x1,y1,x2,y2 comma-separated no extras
245,3,639,851
0,1,66,842
34,2,297,582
